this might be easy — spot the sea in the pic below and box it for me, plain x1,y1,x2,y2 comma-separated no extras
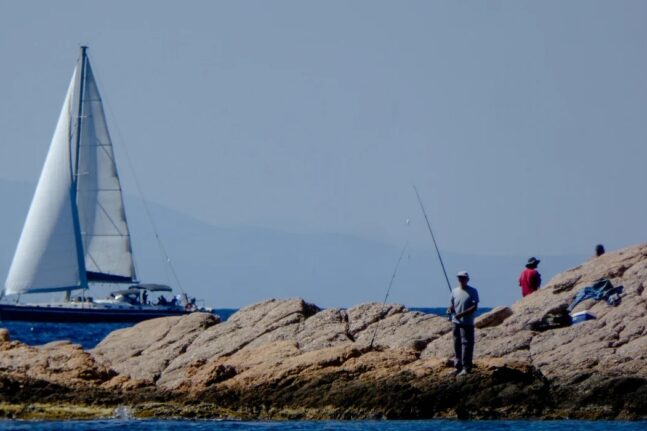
2,308,645,430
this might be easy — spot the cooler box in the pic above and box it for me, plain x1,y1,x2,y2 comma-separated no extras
571,310,596,324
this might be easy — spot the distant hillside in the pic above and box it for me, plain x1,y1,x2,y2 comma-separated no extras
0,180,585,308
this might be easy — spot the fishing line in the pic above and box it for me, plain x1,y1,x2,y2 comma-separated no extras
369,241,409,349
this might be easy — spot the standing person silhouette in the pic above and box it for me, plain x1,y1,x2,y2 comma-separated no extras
448,271,479,376
519,257,541,297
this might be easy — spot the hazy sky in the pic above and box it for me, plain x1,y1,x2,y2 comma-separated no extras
1,1,646,300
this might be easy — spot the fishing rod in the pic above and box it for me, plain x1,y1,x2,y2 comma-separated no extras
369,242,408,349
413,185,452,294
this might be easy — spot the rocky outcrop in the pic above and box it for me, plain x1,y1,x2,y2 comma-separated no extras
92,311,219,383
475,306,513,329
1,243,647,419
91,299,452,392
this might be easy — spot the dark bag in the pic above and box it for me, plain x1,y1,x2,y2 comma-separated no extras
526,304,572,332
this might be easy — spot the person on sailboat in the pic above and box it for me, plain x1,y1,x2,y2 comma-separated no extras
447,271,479,376
519,257,541,297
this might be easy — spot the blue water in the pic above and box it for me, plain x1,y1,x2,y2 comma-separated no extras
0,308,486,349
0,420,644,430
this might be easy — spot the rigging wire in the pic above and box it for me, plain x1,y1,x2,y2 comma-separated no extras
93,56,185,294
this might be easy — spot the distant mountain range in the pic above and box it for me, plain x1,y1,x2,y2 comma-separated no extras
0,180,586,308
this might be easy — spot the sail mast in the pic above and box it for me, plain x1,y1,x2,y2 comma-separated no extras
73,46,88,180
70,46,89,291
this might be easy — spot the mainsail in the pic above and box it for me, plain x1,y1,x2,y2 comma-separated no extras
4,47,136,296
4,71,82,295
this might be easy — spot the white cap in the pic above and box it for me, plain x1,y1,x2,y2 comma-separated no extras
457,271,469,278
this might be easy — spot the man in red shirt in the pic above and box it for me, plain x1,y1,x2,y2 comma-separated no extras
519,257,541,297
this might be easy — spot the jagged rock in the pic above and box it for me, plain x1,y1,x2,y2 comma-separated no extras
0,339,114,387
476,306,513,329
92,312,219,382
2,244,647,419
156,298,320,388
346,302,406,336
352,307,451,351
294,307,352,351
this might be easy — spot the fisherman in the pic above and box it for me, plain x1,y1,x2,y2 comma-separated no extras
595,244,605,257
447,271,479,376
519,257,541,297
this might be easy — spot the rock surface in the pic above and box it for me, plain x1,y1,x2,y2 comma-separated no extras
2,244,647,419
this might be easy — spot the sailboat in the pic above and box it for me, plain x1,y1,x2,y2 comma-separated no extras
0,47,210,323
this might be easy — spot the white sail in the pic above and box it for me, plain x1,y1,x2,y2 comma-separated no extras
76,59,136,283
4,69,83,295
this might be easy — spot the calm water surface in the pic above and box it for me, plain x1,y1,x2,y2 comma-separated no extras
0,420,645,431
